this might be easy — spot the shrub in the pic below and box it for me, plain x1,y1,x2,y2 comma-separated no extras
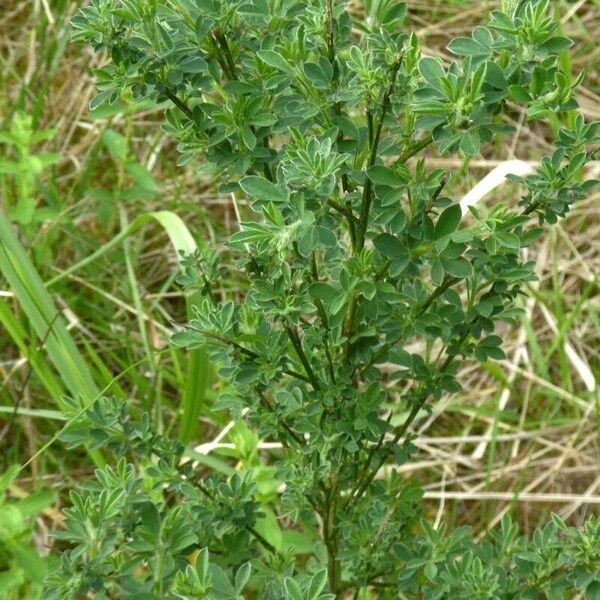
47,0,600,598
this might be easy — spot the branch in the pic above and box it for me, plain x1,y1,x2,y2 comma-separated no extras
356,53,404,250
164,89,194,120
348,333,468,507
310,253,337,384
284,325,321,390
393,132,434,166
196,480,282,558
257,390,305,446
192,328,311,384
329,198,359,222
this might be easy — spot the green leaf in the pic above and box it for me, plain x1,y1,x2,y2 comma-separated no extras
508,85,532,103
381,2,407,27
489,10,516,34
586,581,600,600
304,62,331,88
441,256,472,278
179,56,208,73
424,562,438,580
257,49,292,72
307,569,328,600
418,57,445,90
235,562,251,593
495,231,520,249
472,26,493,49
125,162,158,193
11,198,35,225
241,126,257,150
485,62,508,90
459,131,480,156
330,292,349,315
254,506,283,551
431,258,444,286
89,90,115,111
434,204,462,240
230,223,272,245
367,165,406,187
521,227,544,246
15,489,55,517
447,36,489,56
539,36,573,54
373,233,406,258
0,159,20,174
0,212,105,467
308,282,338,303
349,45,366,71
209,564,236,597
140,502,160,538
101,129,127,162
171,330,203,348
284,578,304,600
240,176,287,203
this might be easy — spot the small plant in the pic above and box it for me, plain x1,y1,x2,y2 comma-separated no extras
0,467,55,599
48,0,600,597
0,112,60,227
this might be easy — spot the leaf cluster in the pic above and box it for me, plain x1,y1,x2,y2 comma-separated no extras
51,0,600,597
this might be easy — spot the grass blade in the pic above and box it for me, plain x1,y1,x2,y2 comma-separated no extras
45,210,209,444
0,212,98,404
0,211,104,466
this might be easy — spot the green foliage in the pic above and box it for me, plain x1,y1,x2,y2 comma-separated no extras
0,112,60,227
0,467,55,599
50,0,600,597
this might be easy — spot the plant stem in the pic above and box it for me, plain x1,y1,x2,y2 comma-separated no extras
363,274,459,372
394,132,434,166
196,480,282,558
216,31,238,79
342,57,405,363
164,89,194,120
195,329,311,384
342,292,358,364
348,334,468,506
322,475,342,597
257,390,305,447
374,259,391,281
330,198,358,222
325,0,336,71
310,253,337,384
153,544,165,597
284,325,321,390
325,0,352,213
210,31,274,181
356,54,404,250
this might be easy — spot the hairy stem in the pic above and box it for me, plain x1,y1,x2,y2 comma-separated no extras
310,253,337,384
